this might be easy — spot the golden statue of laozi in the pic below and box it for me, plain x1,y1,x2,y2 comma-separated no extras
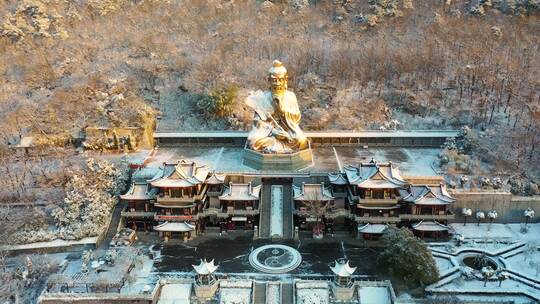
246,60,309,153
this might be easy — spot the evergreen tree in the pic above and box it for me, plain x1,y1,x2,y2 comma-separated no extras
378,227,439,287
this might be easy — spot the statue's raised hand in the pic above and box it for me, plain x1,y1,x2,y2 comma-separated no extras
272,128,290,141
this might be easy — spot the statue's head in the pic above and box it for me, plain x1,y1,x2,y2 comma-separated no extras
268,60,288,96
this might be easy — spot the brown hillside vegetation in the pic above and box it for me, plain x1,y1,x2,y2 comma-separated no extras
0,0,539,179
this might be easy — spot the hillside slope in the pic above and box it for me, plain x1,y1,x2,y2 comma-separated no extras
0,0,538,180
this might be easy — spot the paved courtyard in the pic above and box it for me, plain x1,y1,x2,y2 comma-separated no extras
146,146,440,176
150,233,380,277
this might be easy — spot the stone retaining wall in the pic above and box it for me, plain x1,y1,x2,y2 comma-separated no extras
38,282,160,304
450,191,539,223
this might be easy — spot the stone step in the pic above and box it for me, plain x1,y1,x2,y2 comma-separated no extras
281,282,294,304
252,282,266,304
282,183,293,239
265,282,281,304
259,184,272,238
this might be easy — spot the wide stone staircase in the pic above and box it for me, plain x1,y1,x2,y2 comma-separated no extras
281,282,294,303
98,200,126,250
259,180,294,239
252,281,267,304
281,183,293,239
259,183,272,238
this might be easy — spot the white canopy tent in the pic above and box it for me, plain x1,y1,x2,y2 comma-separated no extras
154,222,195,232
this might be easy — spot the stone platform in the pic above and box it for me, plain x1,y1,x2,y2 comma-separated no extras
242,147,313,171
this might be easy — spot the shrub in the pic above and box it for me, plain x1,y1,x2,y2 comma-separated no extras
439,148,477,174
195,85,238,119
378,227,439,287
444,126,480,156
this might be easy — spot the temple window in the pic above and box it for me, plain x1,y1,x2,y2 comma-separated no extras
171,188,181,198
372,190,384,199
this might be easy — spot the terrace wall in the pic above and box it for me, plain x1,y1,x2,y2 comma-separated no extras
450,191,540,223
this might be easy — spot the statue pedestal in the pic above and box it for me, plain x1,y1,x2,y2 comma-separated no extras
242,147,313,171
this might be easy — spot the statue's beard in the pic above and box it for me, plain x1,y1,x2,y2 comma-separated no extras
271,84,286,96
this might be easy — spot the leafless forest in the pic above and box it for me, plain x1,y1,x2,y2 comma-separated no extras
0,0,538,224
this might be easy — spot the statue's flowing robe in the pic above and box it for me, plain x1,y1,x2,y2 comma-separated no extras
246,90,308,153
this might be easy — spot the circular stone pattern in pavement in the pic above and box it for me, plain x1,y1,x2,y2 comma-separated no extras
249,244,302,274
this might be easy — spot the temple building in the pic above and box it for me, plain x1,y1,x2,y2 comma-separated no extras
120,182,157,231
117,155,456,241
293,183,336,233
131,166,163,183
399,183,456,238
399,184,455,219
356,223,388,240
327,172,349,209
345,160,408,238
217,182,261,231
149,160,210,240
206,171,227,209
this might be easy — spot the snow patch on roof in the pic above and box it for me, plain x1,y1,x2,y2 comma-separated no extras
400,184,455,205
293,183,334,201
151,159,209,188
219,183,261,201
192,259,218,275
330,260,357,277
344,160,407,189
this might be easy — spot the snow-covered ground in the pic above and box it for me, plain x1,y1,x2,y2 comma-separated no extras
218,280,253,304
120,255,157,294
296,288,329,304
450,223,540,241
429,273,539,304
451,223,518,239
266,283,280,304
434,256,454,271
296,282,329,304
504,248,540,279
158,283,191,304
0,236,98,251
358,286,391,304
219,287,251,304
428,223,540,303
335,147,439,176
270,185,283,238
147,146,441,174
